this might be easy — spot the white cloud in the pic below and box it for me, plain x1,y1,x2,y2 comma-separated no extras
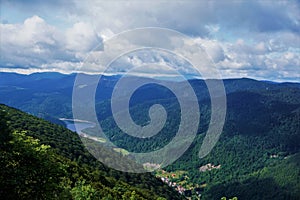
0,15,103,71
0,0,299,82
65,22,102,52
72,0,299,37
216,38,300,81
1,16,64,67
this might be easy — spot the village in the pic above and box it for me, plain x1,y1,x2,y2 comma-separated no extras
155,163,221,199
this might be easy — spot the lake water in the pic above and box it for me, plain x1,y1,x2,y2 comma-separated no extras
60,119,95,134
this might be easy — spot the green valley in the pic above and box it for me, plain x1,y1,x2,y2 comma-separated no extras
0,73,300,199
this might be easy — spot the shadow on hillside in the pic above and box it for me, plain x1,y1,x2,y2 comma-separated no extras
204,177,300,200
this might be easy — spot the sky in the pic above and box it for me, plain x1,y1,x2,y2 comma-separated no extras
0,0,299,82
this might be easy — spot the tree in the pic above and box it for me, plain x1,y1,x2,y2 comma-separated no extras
0,131,66,199
70,180,97,200
0,110,11,148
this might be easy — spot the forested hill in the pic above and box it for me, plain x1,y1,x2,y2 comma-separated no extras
1,72,299,123
0,104,182,200
161,87,300,199
0,72,300,199
90,77,300,199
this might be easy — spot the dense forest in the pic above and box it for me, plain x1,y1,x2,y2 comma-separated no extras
0,72,300,199
94,81,300,199
0,104,182,199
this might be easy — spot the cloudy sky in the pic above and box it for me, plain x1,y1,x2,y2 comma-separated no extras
0,0,299,81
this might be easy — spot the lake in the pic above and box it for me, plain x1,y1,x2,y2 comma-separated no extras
60,118,95,134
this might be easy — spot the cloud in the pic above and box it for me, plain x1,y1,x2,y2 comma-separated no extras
73,1,299,36
1,16,61,67
216,37,300,81
65,22,102,52
0,15,103,71
0,1,299,82
6,1,297,36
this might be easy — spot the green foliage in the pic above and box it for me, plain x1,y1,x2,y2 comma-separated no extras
70,180,97,200
0,105,181,200
92,84,300,199
1,74,300,199
0,130,66,199
221,197,238,200
157,86,300,199
0,109,12,148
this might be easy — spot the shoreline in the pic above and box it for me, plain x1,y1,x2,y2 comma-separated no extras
59,118,96,125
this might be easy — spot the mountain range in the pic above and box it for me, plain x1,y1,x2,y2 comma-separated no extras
0,72,299,199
